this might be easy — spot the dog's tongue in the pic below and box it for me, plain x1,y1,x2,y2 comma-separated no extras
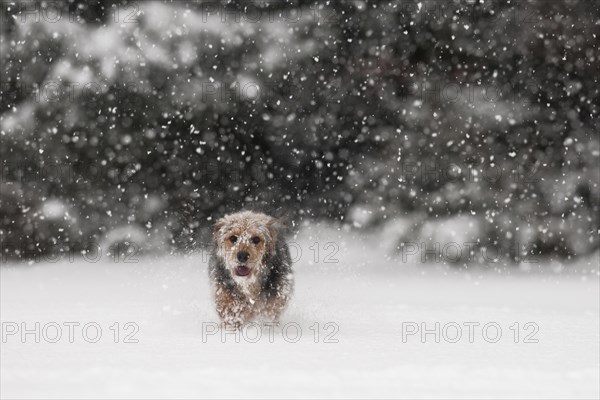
235,265,250,277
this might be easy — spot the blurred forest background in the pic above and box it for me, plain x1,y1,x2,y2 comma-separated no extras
1,0,599,262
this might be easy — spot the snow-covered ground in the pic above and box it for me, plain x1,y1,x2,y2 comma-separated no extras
1,226,599,399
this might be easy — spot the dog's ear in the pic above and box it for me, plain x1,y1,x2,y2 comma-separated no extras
267,216,287,243
213,218,225,236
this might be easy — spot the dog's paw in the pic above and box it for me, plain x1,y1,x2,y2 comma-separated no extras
221,318,243,331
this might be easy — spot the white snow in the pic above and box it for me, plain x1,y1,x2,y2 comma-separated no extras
1,226,599,399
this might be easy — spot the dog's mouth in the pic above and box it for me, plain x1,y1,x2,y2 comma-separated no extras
235,265,251,277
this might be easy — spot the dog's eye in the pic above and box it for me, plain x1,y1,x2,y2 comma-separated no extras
252,236,261,245
229,236,238,243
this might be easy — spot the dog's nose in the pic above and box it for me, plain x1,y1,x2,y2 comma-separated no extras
237,251,249,263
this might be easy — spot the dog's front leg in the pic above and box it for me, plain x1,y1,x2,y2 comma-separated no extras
215,288,254,329
263,292,291,323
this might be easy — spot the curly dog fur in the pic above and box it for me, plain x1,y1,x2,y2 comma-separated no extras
209,211,293,328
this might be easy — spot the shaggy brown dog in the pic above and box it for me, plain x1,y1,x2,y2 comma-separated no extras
209,211,293,328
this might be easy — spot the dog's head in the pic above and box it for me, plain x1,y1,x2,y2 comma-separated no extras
213,211,284,280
